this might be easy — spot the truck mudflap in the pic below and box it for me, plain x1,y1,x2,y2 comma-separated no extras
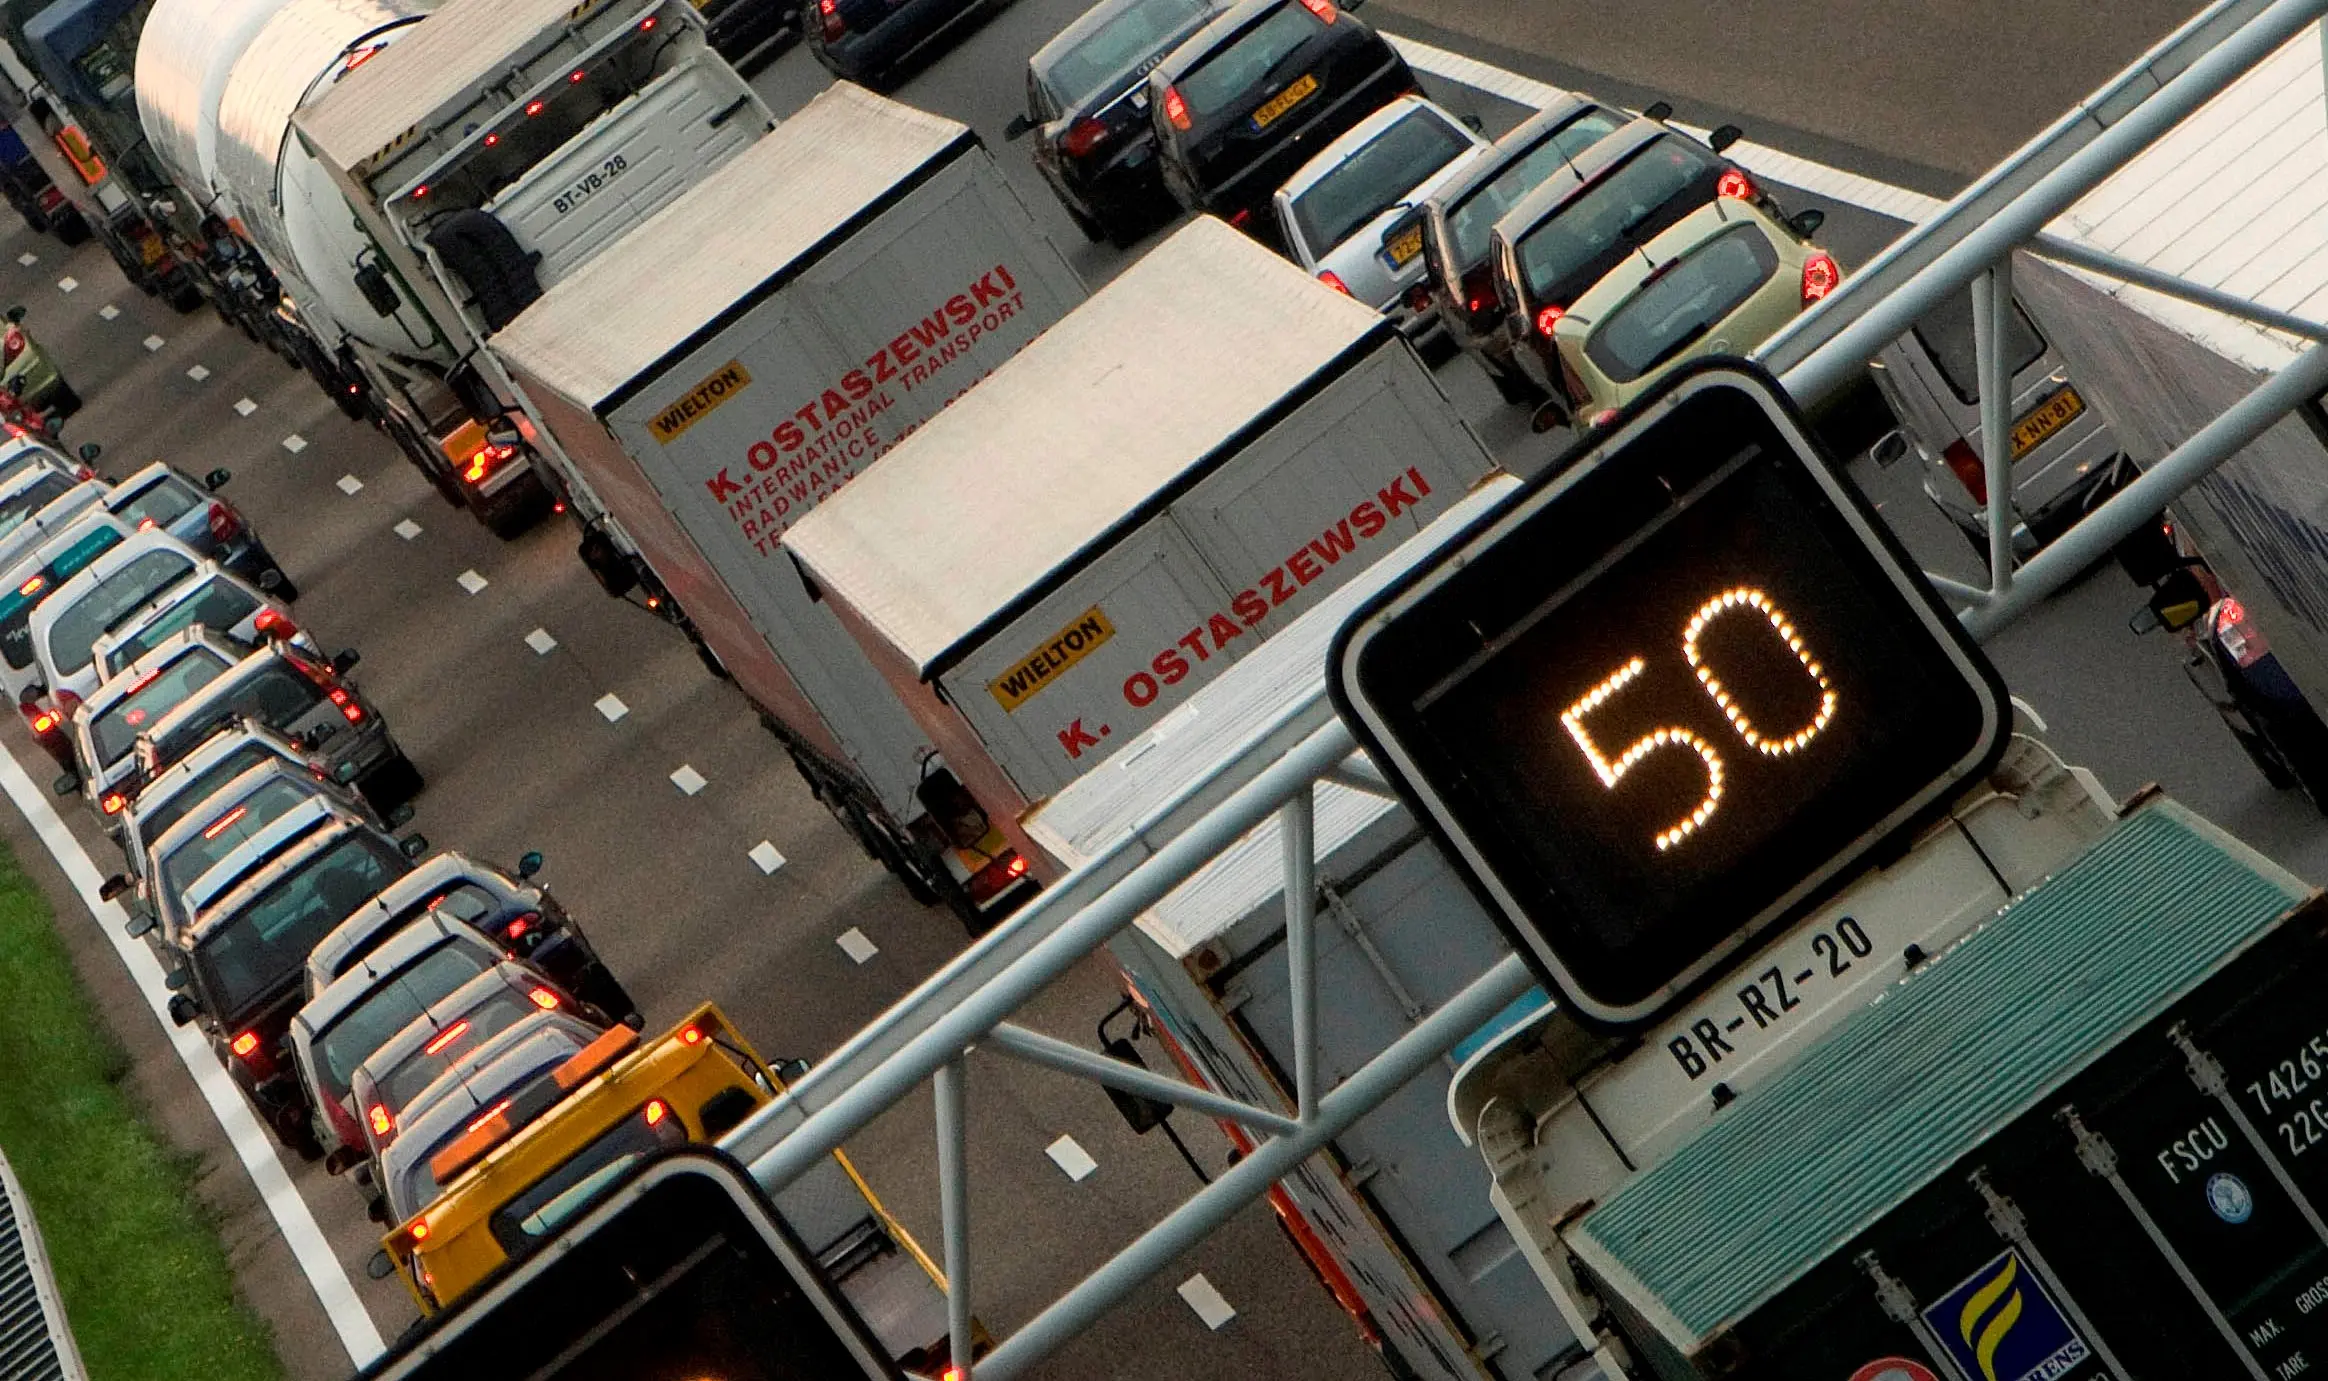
1568,800,2328,1380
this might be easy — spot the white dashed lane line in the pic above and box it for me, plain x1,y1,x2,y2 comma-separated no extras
1046,1134,1099,1182
749,841,785,875
335,474,362,496
1177,1274,1237,1330
524,627,557,655
232,397,257,417
669,764,706,796
15,251,33,266
393,518,422,541
835,927,879,964
185,364,209,382
141,333,163,350
282,435,307,454
592,692,628,722
98,304,118,320
456,569,489,595
54,276,74,294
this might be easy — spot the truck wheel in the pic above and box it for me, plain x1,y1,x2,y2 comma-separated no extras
1066,203,1106,244
169,283,206,314
361,752,425,811
843,799,942,905
50,210,88,246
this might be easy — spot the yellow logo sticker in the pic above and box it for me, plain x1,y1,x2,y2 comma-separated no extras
989,607,1115,712
649,360,752,444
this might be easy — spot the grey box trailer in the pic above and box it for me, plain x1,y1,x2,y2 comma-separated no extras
785,215,1503,883
491,83,1086,921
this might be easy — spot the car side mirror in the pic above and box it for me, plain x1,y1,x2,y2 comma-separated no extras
122,908,156,939
1790,208,1826,238
98,873,130,901
167,993,198,1026
1642,100,1673,122
386,802,415,828
366,1249,397,1279
1870,429,1910,468
4,306,22,324
164,964,193,991
1707,123,1744,153
50,772,76,797
324,1145,362,1176
365,1197,393,1227
1459,112,1484,134
202,467,230,492
399,833,429,860
516,850,545,879
40,415,59,440
1530,396,1574,435
1002,112,1034,141
331,648,360,674
76,442,99,464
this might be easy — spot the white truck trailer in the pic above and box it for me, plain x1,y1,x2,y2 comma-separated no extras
286,0,772,552
491,82,1088,924
783,215,1503,898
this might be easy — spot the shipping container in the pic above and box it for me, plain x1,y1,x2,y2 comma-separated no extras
491,82,1086,919
785,214,1503,881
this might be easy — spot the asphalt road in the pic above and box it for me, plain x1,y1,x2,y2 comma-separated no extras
13,2,2328,1380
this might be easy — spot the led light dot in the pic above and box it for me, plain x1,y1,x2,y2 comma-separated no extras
1683,587,1837,757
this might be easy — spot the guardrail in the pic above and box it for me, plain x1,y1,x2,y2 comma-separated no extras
0,1149,88,1381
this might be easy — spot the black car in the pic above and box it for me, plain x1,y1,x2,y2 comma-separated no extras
1418,96,1630,404
1487,118,1767,410
1148,0,1413,251
697,0,799,70
1008,0,1230,246
806,0,986,87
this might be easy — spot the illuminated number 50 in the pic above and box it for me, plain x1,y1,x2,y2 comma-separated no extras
1561,588,1837,851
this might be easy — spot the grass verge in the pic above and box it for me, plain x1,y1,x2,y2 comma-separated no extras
0,839,283,1380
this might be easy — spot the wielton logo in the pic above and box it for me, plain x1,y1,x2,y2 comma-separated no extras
649,359,752,444
1923,1250,2097,1381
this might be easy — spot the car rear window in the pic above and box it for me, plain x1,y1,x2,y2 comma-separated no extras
191,832,410,1018
0,526,122,669
160,776,328,902
132,743,276,854
392,1042,578,1215
488,1108,679,1254
0,473,74,538
315,944,500,1093
48,548,197,676
1911,292,2049,406
111,475,204,533
1288,105,1470,254
88,648,233,765
1176,3,1320,119
1046,0,1217,107
149,664,323,769
101,577,261,676
0,450,57,490
1584,223,1781,384
1445,109,1623,269
371,989,541,1117
1513,135,1721,306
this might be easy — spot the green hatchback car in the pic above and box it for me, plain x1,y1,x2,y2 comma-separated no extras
1549,196,1836,430
2,305,78,417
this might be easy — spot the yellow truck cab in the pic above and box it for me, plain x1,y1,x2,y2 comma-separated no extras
376,1003,955,1369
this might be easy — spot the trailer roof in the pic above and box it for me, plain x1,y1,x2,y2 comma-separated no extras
2047,30,2328,373
1569,803,2307,1354
784,216,1389,678
297,0,631,179
488,83,975,412
1026,479,1516,958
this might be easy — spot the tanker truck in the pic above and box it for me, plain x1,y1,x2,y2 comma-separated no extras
133,0,771,541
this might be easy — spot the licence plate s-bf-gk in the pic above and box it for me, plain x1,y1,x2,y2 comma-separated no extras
1252,73,1319,130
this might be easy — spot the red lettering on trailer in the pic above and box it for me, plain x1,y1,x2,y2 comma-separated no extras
1058,718,1106,757
1231,589,1266,626
872,348,897,383
1176,628,1210,662
1152,647,1191,685
1262,567,1297,606
706,469,744,502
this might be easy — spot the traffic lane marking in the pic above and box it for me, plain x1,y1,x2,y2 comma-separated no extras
1177,1273,1237,1329
1046,1134,1099,1181
749,840,785,873
594,692,628,722
0,727,385,1364
836,926,878,963
394,519,422,541
670,763,706,795
233,397,257,416
186,364,209,382
55,276,74,293
283,435,307,454
336,474,363,495
457,569,489,595
525,627,557,654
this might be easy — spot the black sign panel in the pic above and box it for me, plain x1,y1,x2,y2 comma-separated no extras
1330,363,2008,1028
362,1150,903,1381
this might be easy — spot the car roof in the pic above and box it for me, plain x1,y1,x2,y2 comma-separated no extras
379,1012,600,1208
297,914,500,1037
1430,95,1603,214
1278,95,1473,200
92,559,234,639
138,640,290,742
354,964,540,1089
308,855,503,990
1034,0,1221,74
1490,117,1688,244
102,461,183,503
27,528,204,640
149,756,334,867
1561,196,1791,323
81,626,240,717
1,508,127,584
0,458,67,505
124,719,298,827
180,805,358,936
1153,0,1292,79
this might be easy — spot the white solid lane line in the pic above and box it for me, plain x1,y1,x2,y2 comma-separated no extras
1387,32,1950,225
0,741,385,1366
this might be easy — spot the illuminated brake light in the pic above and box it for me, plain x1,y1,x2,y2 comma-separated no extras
643,1098,668,1126
528,987,560,1010
17,575,41,597
482,132,499,147
411,184,429,200
252,606,296,639
136,517,155,532
1535,304,1564,338
29,711,53,734
568,69,585,83
1716,168,1755,201
1800,250,1840,305
369,1104,393,1136
328,686,364,724
1941,438,1988,504
422,1020,471,1056
408,1219,429,1243
678,1025,703,1045
503,913,534,940
1297,0,1337,20
1006,855,1029,878
230,1031,260,1058
1316,270,1352,297
638,13,655,27
524,99,545,118
466,1097,513,1133
2217,597,2271,667
1162,86,1190,132
462,442,516,484
818,0,844,38
101,791,125,815
201,804,248,839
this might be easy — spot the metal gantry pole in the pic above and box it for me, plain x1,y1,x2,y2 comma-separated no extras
1972,260,2016,596
935,1057,974,1381
1282,790,1320,1122
981,1023,1301,1136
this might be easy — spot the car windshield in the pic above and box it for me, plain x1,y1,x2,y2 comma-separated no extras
111,475,204,533
1045,0,1216,106
88,649,232,764
1176,3,1319,119
160,776,328,903
1288,106,1470,253
1911,291,2049,406
190,833,409,1017
0,526,122,669
48,548,197,676
1585,223,1780,383
372,988,541,1117
1514,136,1719,305
379,881,503,939
1445,109,1623,268
149,664,323,768
102,577,261,675
489,1110,673,1254
315,944,500,1094
0,473,74,538
131,743,276,856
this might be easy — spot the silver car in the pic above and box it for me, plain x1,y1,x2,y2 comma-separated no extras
89,561,314,681
65,626,246,824
1271,95,1490,340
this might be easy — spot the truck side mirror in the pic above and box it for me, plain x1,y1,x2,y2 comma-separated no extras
324,1145,362,1176
1707,124,1744,153
167,993,198,1026
76,442,99,464
98,873,130,901
400,833,430,860
331,648,360,674
516,850,544,879
1790,208,1826,238
122,909,155,939
1099,1036,1173,1133
1870,430,1910,468
2128,604,2164,635
202,467,231,492
365,1196,393,1227
1002,112,1034,141
1530,397,1573,435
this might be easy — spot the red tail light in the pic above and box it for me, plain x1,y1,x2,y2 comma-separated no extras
423,1020,471,1056
327,686,364,724
1716,169,1755,201
678,1025,703,1046
1060,118,1112,159
101,790,127,814
1316,270,1352,296
527,986,560,1011
1162,85,1191,131
1535,304,1564,338
368,1104,393,1136
1941,438,1988,504
643,1098,668,1126
2,329,23,364
28,709,54,735
503,912,536,941
1800,251,1840,306
231,1031,260,1058
2216,597,2271,667
252,606,297,640
819,0,844,40
207,501,243,544
1588,408,1621,429
462,442,516,486
1296,0,1337,20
